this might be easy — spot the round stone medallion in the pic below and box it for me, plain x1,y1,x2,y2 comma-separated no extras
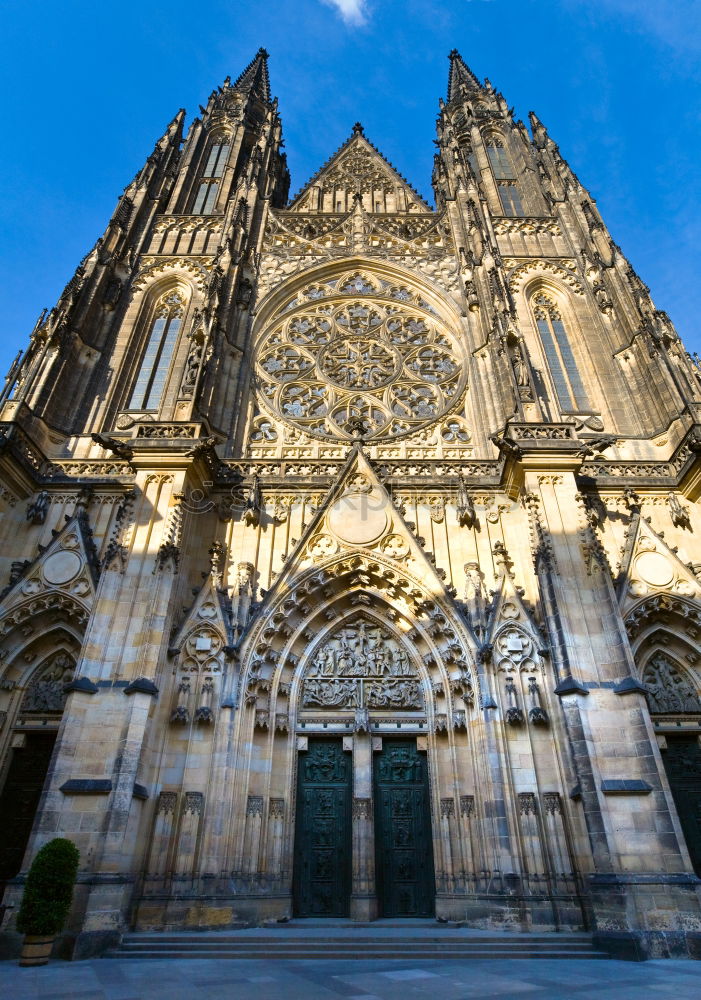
43,550,82,586
328,492,388,546
635,551,674,588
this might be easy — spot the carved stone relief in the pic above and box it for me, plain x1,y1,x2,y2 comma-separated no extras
301,616,423,711
643,653,701,714
494,626,537,672
20,652,75,713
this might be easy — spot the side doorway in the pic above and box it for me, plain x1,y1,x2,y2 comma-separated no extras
662,735,701,876
373,738,435,917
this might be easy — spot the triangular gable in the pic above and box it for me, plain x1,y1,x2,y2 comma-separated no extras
485,559,545,667
170,573,235,658
289,127,431,214
255,446,455,614
0,506,99,616
617,514,701,612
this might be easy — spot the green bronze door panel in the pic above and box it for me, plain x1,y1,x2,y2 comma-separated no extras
373,739,435,917
662,736,701,876
293,739,352,916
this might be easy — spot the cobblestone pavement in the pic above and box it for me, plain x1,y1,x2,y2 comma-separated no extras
2,957,701,1000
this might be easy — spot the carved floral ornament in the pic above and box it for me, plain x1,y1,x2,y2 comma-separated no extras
253,271,468,443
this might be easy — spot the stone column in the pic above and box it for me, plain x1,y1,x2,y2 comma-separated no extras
513,430,701,957
350,733,378,921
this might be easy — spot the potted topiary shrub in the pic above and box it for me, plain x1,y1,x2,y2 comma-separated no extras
17,838,80,966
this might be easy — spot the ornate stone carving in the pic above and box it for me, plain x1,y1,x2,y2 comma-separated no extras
301,616,423,711
184,791,203,816
157,791,178,815
181,628,224,673
543,792,562,815
20,653,74,713
440,797,455,818
460,794,475,818
504,676,524,725
495,627,536,672
527,676,548,725
352,797,372,819
246,795,264,816
643,654,701,714
170,677,191,724
667,492,692,530
26,490,49,525
269,797,285,818
254,284,467,443
518,792,537,815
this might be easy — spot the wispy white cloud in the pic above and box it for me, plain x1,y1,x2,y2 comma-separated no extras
321,0,368,26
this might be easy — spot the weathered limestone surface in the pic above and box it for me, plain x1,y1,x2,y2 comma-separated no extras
1,50,701,960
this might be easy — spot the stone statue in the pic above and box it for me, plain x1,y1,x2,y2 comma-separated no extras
26,490,49,525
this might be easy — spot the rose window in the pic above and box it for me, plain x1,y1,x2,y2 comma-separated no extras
254,278,467,442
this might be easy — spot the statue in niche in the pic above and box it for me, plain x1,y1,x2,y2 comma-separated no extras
301,617,423,710
644,654,701,714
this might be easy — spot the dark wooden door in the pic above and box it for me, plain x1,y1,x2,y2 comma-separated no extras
293,739,352,916
0,732,57,886
662,735,701,876
373,739,435,917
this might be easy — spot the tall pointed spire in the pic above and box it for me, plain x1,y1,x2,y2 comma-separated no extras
233,47,271,103
447,49,482,102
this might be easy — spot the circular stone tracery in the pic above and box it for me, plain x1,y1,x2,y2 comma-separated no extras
254,284,467,442
318,337,402,390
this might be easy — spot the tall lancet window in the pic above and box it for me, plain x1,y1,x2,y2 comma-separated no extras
485,136,524,217
532,292,590,411
129,290,185,410
191,138,231,214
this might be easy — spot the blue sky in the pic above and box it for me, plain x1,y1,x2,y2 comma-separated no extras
1,0,699,375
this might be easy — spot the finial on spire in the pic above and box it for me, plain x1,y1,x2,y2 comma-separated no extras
352,122,364,136
446,49,482,102
232,47,271,103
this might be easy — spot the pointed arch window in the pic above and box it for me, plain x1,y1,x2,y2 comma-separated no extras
532,292,589,411
129,291,185,410
485,136,524,217
191,138,231,214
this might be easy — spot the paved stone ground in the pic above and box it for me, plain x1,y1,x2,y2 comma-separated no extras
2,957,701,1000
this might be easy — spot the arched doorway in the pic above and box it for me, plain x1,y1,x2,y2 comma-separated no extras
0,649,75,888
641,650,701,875
626,596,701,877
290,609,438,918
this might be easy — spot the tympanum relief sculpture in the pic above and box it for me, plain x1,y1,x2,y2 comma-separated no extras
302,617,423,710
644,653,701,714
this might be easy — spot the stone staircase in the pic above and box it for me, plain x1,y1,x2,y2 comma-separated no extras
104,920,610,960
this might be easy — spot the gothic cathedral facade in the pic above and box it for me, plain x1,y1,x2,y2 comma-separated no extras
1,50,701,959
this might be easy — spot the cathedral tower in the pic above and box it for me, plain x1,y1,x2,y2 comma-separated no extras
1,50,701,960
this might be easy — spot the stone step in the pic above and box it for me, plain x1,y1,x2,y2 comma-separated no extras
105,930,610,960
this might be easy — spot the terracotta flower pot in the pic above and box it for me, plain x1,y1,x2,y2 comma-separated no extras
19,934,54,966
